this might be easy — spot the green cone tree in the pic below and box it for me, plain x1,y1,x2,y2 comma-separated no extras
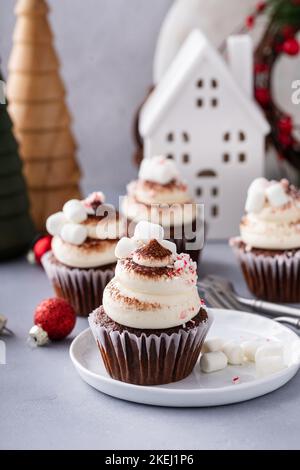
0,69,35,259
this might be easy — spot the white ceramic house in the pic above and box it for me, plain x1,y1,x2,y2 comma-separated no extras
139,30,270,239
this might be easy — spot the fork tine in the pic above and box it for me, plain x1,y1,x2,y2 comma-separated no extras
197,283,224,309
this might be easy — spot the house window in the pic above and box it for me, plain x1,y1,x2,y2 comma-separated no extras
166,154,174,160
182,154,190,164
166,132,174,142
211,78,218,88
196,98,204,107
223,153,230,163
182,132,190,142
211,98,218,107
196,187,202,197
223,132,230,142
211,205,219,217
238,152,246,163
197,79,204,88
239,131,246,141
211,187,218,197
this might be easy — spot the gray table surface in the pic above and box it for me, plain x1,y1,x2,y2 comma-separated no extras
1,241,300,450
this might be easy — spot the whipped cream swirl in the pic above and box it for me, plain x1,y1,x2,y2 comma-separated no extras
241,178,300,250
102,222,202,329
122,156,197,227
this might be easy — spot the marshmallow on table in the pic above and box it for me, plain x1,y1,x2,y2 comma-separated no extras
46,211,67,236
60,223,88,246
139,155,179,185
115,237,137,259
134,221,164,242
223,341,244,365
63,199,87,224
265,183,290,208
200,351,228,373
241,340,265,362
255,343,283,362
203,337,224,353
256,356,285,378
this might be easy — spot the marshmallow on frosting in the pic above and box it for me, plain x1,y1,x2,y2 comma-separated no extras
139,155,179,185
115,221,177,262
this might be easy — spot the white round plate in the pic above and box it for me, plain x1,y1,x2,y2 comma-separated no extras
70,309,300,407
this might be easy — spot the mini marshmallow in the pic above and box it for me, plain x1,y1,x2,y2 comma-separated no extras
115,237,137,259
134,221,164,242
248,177,268,193
159,239,177,255
200,351,228,373
46,211,67,236
202,337,224,353
241,340,264,362
139,155,179,185
223,341,244,365
245,188,265,213
255,343,283,362
256,355,285,378
265,183,290,208
63,199,87,223
60,223,88,245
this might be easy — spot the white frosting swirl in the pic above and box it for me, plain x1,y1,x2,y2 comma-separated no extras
122,195,197,227
52,236,118,268
241,179,300,250
103,226,202,329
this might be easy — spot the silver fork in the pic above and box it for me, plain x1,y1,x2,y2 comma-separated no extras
197,279,300,330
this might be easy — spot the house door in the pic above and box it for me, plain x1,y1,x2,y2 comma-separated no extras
195,169,220,224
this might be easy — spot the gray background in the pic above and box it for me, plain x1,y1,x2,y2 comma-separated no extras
0,0,174,195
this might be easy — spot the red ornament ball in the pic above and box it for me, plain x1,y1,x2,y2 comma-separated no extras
33,235,52,264
282,38,300,56
278,132,293,148
34,298,76,340
255,88,270,107
256,1,266,12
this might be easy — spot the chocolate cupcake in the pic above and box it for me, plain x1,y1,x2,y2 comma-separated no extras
42,192,126,316
121,155,204,262
89,221,212,385
230,178,300,303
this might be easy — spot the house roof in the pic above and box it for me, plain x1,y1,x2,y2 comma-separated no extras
140,29,270,137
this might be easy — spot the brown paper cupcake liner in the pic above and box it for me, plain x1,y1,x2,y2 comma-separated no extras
89,311,212,385
42,252,115,317
231,238,300,303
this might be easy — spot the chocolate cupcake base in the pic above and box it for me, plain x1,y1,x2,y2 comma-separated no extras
230,237,300,303
89,306,212,385
42,251,116,317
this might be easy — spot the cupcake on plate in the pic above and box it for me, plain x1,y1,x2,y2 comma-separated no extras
230,178,300,303
89,221,212,385
42,192,126,316
121,155,204,262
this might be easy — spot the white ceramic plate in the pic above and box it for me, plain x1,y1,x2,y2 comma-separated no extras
70,309,300,407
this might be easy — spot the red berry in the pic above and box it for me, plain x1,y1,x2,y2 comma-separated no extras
282,25,296,39
255,88,270,107
254,63,269,74
246,15,255,29
282,38,299,56
278,116,293,133
256,1,266,12
34,298,76,340
33,235,52,264
278,132,293,148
